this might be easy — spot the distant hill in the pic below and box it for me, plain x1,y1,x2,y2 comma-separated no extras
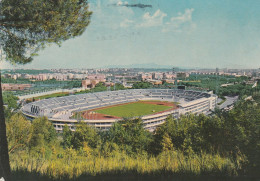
106,63,172,69
104,63,202,71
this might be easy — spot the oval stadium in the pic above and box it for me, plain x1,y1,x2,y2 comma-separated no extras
21,89,217,132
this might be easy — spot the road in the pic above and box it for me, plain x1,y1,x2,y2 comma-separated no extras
218,96,239,110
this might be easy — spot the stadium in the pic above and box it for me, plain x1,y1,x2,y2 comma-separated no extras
21,89,217,132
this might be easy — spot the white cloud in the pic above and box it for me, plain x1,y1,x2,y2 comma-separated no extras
120,19,134,28
117,1,123,6
119,8,195,33
138,9,167,27
136,8,195,33
116,1,128,6
163,8,195,33
117,5,134,16
171,8,194,22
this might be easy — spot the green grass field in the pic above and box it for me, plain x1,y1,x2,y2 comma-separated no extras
95,102,172,118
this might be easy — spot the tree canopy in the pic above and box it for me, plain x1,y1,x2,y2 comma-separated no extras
0,0,92,64
105,118,152,154
0,0,92,180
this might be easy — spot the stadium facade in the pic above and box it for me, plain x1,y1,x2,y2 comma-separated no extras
21,89,217,132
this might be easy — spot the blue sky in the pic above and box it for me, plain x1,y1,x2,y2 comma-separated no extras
2,0,260,69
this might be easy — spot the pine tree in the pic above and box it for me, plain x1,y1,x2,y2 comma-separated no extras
0,1,92,179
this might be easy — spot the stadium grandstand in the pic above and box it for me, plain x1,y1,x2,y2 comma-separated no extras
21,89,217,132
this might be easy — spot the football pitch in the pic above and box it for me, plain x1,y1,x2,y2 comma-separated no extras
94,102,172,118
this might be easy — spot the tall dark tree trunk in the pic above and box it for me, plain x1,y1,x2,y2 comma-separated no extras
0,72,11,181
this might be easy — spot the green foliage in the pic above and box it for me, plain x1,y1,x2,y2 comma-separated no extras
114,83,125,90
154,107,259,157
0,0,92,64
153,99,260,176
100,141,119,158
30,92,69,101
29,117,57,149
218,84,253,97
2,91,19,109
2,91,19,119
161,81,174,88
179,74,252,96
92,82,107,92
219,100,260,173
161,134,174,152
76,82,126,95
71,122,100,149
253,92,260,102
1,77,32,84
6,113,31,153
153,115,201,155
62,124,73,149
132,81,153,89
106,119,152,154
63,80,82,89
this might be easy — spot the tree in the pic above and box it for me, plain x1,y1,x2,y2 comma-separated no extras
115,83,125,90
132,81,153,89
152,116,177,155
0,0,92,179
62,124,73,148
71,122,100,149
29,117,57,149
6,113,31,154
161,133,174,152
220,100,260,158
2,92,19,119
92,82,107,92
106,118,152,154
2,92,19,110
153,114,218,155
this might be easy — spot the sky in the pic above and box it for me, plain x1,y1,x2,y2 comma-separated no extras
1,0,260,69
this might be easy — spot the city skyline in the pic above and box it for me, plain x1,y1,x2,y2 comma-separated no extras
1,0,260,69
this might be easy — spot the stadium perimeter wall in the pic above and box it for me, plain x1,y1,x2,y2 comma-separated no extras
21,89,217,132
